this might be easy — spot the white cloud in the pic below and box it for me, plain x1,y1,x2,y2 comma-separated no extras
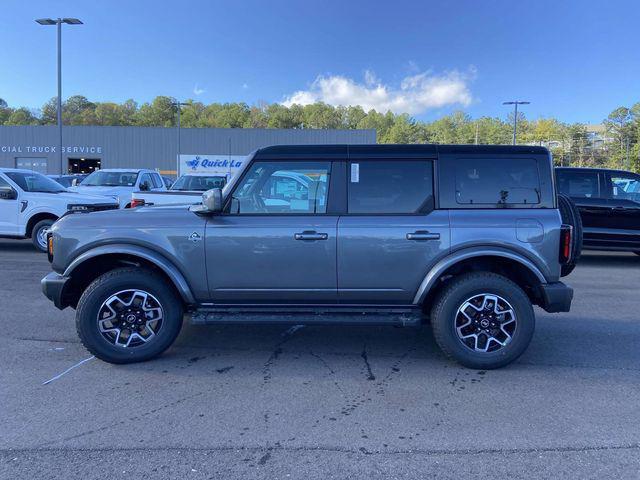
193,84,205,96
242,83,249,89
282,69,474,115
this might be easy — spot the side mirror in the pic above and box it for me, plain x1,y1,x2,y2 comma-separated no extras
140,182,150,192
202,188,223,213
71,178,79,186
0,187,17,200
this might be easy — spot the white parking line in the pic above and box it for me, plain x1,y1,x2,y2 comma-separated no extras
42,356,95,385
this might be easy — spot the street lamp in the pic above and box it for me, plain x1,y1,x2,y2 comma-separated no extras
503,100,530,145
172,101,189,176
35,18,83,174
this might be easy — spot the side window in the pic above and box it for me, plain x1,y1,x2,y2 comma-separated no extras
0,175,11,189
230,161,331,214
610,174,640,203
151,174,163,189
348,160,434,214
455,159,540,205
139,173,153,188
556,170,600,199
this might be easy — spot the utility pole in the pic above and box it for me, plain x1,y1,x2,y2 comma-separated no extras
172,101,188,177
502,100,530,145
36,18,83,174
474,122,479,145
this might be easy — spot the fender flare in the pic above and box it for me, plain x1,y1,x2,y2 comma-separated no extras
63,244,197,305
412,246,548,305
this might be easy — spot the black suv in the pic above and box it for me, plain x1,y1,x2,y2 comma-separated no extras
556,167,640,254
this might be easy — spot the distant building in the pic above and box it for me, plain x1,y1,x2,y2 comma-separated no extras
0,125,376,175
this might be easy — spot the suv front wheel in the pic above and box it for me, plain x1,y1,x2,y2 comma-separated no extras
76,268,184,364
430,272,535,369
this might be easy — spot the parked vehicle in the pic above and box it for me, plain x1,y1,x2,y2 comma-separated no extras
131,173,228,208
48,174,88,188
42,144,577,369
68,169,167,208
556,167,640,254
0,168,119,251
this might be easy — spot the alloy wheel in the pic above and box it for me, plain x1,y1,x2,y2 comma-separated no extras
455,293,517,353
97,289,164,348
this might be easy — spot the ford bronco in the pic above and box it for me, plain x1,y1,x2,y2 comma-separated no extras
42,145,578,369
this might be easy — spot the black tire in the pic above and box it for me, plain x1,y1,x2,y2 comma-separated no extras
76,268,183,364
31,218,55,252
431,272,535,370
557,194,583,277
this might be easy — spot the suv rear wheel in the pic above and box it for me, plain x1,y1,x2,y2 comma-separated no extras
76,268,183,364
430,272,535,369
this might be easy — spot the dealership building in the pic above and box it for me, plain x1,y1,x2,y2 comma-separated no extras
0,125,376,176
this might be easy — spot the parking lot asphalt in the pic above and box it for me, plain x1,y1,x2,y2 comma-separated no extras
1,238,640,479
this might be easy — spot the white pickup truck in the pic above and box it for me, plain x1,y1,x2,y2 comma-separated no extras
68,168,167,208
130,173,228,208
0,168,119,251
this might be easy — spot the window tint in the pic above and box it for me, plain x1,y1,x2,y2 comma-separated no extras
455,159,540,205
151,174,163,189
0,175,11,189
348,161,433,214
140,173,153,188
610,174,640,203
556,170,600,198
5,171,66,193
230,161,330,214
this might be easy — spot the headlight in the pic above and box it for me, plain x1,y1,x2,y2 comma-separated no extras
68,204,89,212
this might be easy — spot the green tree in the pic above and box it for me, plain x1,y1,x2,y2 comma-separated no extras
5,107,39,125
135,96,177,127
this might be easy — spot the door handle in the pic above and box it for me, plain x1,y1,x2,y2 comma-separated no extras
406,231,440,241
294,231,329,241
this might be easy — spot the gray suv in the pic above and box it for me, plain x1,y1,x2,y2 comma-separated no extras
42,145,577,369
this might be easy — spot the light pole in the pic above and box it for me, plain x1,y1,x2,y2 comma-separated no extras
36,18,83,174
503,100,530,145
172,101,188,177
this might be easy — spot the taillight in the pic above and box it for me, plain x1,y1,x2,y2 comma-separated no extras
559,224,573,263
131,198,145,208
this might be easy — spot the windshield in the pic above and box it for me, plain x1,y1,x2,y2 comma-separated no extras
170,175,226,191
81,171,138,187
5,172,66,193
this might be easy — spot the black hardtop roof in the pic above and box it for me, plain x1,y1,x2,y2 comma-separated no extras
253,143,549,159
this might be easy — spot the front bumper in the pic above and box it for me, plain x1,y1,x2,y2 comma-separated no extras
539,281,573,313
41,272,71,310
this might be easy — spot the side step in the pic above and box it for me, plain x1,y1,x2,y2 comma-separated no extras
190,306,424,327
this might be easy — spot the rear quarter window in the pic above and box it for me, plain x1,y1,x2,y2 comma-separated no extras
454,158,541,205
556,170,600,198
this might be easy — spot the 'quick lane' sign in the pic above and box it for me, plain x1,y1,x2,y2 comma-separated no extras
179,154,245,176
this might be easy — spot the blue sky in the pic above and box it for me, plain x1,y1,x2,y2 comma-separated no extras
1,0,638,124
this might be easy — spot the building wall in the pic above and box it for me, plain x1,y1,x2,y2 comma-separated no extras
0,126,376,174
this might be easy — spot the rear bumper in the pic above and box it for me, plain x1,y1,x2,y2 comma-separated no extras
539,281,573,313
41,272,70,310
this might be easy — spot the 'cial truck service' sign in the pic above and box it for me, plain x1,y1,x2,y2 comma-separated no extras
179,154,245,177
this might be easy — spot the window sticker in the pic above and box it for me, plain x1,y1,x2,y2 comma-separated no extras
351,163,360,183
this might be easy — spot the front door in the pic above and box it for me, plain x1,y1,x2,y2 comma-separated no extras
0,175,19,235
205,160,337,304
337,159,450,304
606,171,640,251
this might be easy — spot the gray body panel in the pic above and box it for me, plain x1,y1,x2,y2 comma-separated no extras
50,206,208,301
337,211,450,304
205,215,338,303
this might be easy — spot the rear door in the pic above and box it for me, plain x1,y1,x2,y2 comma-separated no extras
604,171,640,250
337,158,450,304
555,169,610,248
